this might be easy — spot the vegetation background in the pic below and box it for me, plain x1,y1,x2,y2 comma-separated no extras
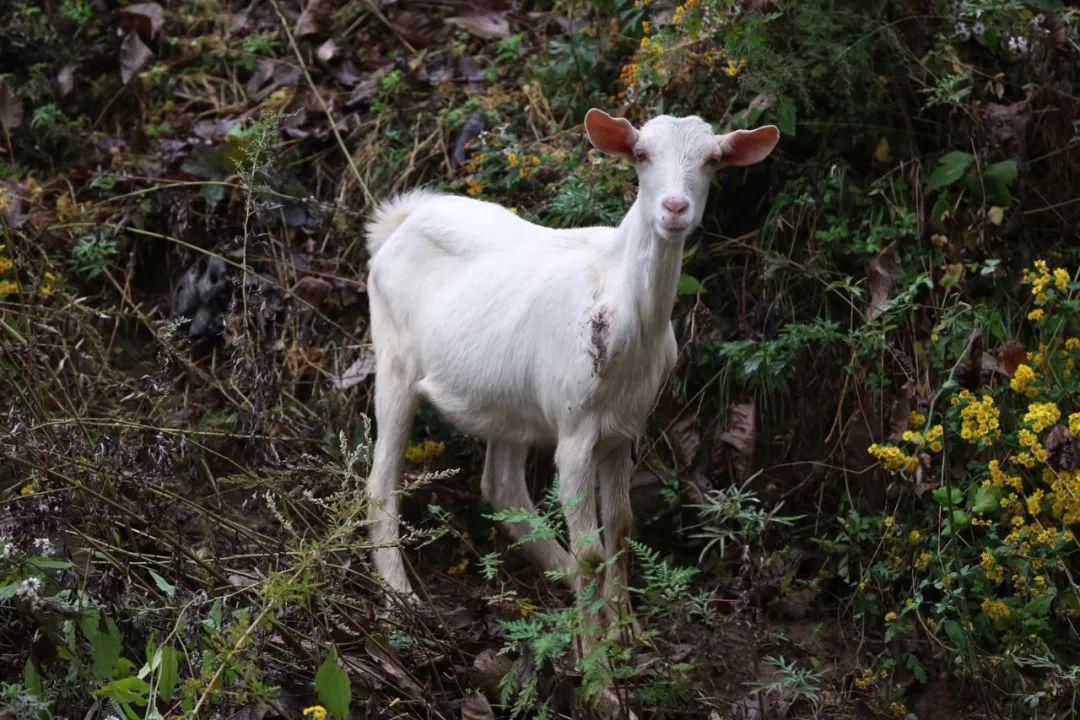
1,0,1078,718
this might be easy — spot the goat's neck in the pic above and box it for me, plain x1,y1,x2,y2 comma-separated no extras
612,198,684,340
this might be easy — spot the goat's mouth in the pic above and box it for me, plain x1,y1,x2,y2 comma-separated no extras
658,220,690,236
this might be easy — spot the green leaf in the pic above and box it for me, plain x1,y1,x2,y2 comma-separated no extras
931,487,963,506
678,274,704,295
1025,589,1056,617
978,159,1019,206
904,653,927,684
24,659,43,699
942,619,966,647
147,569,176,598
971,484,1003,515
93,676,150,706
316,645,351,720
925,151,975,193
80,611,123,679
157,645,179,702
776,98,796,137
27,557,74,571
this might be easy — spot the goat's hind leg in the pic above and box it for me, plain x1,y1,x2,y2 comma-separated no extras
367,356,420,597
482,441,573,579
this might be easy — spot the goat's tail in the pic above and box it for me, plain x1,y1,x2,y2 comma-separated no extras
365,189,437,255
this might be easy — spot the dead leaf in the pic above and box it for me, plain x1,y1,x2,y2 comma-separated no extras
365,636,423,699
1045,425,1078,472
669,407,701,468
874,136,891,163
719,399,756,479
978,99,1030,156
995,340,1027,377
0,181,29,228
120,31,153,84
446,12,511,40
866,241,897,320
459,692,496,720
470,649,513,698
118,2,165,39
335,348,376,389
295,0,334,37
56,65,76,97
0,80,24,131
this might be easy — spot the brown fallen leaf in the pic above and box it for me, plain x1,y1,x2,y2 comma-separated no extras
0,80,24,132
719,399,756,479
295,0,334,37
118,2,165,39
334,349,376,390
995,340,1027,377
1045,425,1078,472
364,636,423,699
459,692,496,720
470,648,513,698
866,241,897,320
446,12,511,40
120,31,153,84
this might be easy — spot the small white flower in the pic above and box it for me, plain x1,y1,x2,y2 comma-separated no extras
972,21,986,37
16,576,43,600
955,21,970,40
0,540,12,559
1007,36,1029,54
32,538,55,556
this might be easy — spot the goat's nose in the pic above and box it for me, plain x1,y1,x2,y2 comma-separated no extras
661,195,690,214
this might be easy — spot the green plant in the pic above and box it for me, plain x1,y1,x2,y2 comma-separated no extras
71,233,118,278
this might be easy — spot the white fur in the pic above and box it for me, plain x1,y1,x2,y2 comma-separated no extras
364,112,778,609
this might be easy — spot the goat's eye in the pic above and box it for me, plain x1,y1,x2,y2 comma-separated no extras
633,150,649,163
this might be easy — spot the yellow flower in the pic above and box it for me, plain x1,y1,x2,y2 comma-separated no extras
958,393,1000,446
0,279,19,296
909,411,926,427
465,178,482,197
1053,267,1070,291
20,483,38,496
725,60,741,77
405,440,446,464
1070,412,1080,436
0,256,12,274
1010,363,1038,398
883,516,895,529
885,611,898,622
868,443,918,472
1066,338,1080,353
303,706,328,720
915,551,933,571
1023,402,1060,433
908,529,921,543
1028,308,1044,322
926,424,944,453
981,598,1010,622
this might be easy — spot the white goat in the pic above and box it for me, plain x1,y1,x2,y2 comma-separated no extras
364,109,779,612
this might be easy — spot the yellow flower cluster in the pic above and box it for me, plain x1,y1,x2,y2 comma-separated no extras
303,707,328,720
0,244,16,296
725,58,748,77
981,552,1004,583
1017,428,1048,465
1023,401,1060,433
884,611,898,622
465,178,482,197
639,36,664,60
981,598,1010,622
620,62,640,88
405,439,445,464
1070,412,1080,436
506,151,541,179
1009,363,1038,398
854,667,888,691
953,391,1000,446
1047,469,1080,525
1023,260,1071,306
915,551,933,571
903,424,944,453
672,0,699,24
868,443,918,472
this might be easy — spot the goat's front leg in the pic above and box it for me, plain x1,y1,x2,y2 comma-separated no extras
554,432,606,604
599,442,636,632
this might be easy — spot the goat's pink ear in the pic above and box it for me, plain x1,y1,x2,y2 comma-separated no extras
713,125,780,166
584,109,638,159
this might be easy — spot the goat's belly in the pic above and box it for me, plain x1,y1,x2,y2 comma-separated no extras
416,377,555,444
